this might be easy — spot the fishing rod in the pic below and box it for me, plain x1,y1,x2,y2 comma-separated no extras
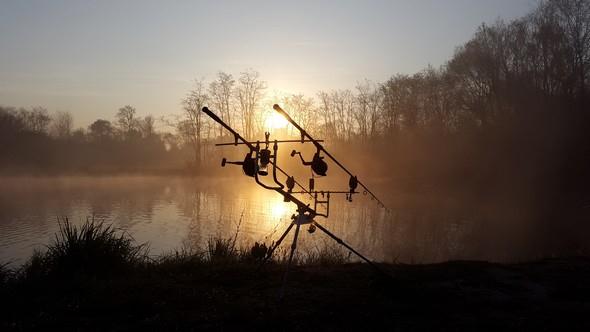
209,113,335,210
273,104,388,210
202,107,315,216
201,106,388,299
215,136,320,204
202,105,371,219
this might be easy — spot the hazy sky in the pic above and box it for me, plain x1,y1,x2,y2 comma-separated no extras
0,0,536,127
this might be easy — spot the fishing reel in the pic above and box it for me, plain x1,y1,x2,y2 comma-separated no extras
258,148,271,176
221,151,258,177
291,148,328,176
256,132,274,176
222,133,275,177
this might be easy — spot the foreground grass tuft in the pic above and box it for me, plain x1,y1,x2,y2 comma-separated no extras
22,218,147,278
12,217,356,283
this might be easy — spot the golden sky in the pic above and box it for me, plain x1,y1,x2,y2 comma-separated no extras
0,0,533,127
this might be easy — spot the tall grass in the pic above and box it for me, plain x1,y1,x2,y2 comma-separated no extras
23,217,147,278
13,216,355,281
205,211,246,263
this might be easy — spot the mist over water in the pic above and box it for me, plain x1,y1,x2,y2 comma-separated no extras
0,175,560,266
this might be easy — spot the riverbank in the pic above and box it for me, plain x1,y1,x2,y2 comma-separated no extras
2,257,590,330
1,220,589,331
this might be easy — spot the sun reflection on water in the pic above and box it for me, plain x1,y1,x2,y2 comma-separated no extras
270,200,290,219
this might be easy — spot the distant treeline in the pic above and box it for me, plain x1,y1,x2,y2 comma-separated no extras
0,105,187,174
1,0,589,183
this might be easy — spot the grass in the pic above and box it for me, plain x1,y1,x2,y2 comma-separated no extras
0,215,364,295
1,219,590,330
17,218,148,280
206,237,239,262
8,217,348,282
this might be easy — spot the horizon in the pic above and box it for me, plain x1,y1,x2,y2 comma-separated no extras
0,0,534,127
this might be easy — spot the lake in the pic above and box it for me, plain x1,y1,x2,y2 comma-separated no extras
0,176,538,266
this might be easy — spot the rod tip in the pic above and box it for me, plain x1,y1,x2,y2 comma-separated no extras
202,107,209,112
273,104,281,111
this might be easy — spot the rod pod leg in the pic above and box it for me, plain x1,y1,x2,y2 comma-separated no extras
312,221,386,276
258,222,294,269
279,222,301,300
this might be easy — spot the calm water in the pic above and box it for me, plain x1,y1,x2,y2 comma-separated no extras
0,176,535,266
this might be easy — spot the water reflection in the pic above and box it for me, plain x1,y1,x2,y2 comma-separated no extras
0,176,543,266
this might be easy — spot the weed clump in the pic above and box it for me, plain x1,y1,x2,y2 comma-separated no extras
23,218,147,278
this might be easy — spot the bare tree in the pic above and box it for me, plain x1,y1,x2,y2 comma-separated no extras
317,91,338,140
181,79,209,166
140,115,156,138
236,69,266,138
331,90,355,140
50,111,73,138
546,0,590,101
282,93,316,135
356,80,382,141
116,105,139,139
19,107,50,134
208,72,235,137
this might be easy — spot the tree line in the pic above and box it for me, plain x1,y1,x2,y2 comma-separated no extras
180,0,589,161
0,105,188,174
1,0,589,180
182,0,588,142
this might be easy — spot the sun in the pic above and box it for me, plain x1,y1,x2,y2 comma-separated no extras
270,201,289,219
266,112,289,129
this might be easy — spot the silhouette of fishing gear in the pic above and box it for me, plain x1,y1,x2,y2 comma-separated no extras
201,105,389,299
